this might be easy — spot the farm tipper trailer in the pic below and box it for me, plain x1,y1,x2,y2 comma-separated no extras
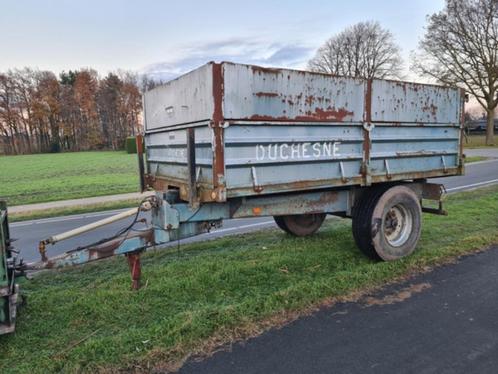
1,62,465,334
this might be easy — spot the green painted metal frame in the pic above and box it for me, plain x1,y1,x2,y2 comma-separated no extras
0,201,19,335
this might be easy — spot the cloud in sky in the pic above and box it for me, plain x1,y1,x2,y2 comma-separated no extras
141,38,315,82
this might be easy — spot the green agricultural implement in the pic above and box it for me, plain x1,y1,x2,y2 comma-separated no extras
0,201,23,335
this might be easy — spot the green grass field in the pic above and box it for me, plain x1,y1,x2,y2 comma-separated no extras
0,152,139,206
1,186,498,373
463,134,497,148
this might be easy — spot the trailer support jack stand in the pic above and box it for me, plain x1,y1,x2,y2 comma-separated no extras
126,251,142,290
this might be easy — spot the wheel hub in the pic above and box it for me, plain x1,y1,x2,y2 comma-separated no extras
384,205,413,247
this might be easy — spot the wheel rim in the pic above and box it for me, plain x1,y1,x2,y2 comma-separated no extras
383,204,413,247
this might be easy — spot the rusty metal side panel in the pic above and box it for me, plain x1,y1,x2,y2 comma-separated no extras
223,123,364,196
222,63,366,122
369,124,461,179
143,63,214,130
146,124,214,193
370,80,461,124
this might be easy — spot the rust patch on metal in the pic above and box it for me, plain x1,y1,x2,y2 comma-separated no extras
144,174,156,189
308,191,339,211
305,95,315,106
251,65,282,75
254,91,279,98
296,107,354,122
245,106,354,122
362,79,373,182
422,104,438,117
212,63,224,123
249,114,292,121
88,230,154,260
395,81,408,94
421,183,444,200
247,106,354,122
369,167,460,184
364,79,372,123
88,239,121,259
126,252,142,290
363,283,431,307
211,63,226,198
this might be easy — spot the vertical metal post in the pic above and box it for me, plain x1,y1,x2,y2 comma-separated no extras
458,88,466,175
186,128,197,205
211,63,226,202
136,134,146,192
362,79,373,186
126,252,142,290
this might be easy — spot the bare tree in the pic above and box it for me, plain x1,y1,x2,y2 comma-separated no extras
412,0,498,145
308,21,403,79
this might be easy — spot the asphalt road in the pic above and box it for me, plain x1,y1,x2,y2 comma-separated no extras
181,246,498,374
10,158,498,263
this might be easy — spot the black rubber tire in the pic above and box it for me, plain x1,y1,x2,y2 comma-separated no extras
352,185,421,261
275,213,326,237
273,216,292,234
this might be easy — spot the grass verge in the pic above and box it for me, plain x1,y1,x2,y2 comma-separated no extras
8,199,141,223
1,186,498,373
465,155,488,163
0,151,139,206
463,134,497,148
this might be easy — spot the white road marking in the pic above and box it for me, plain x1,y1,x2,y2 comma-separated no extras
466,158,498,166
10,209,129,227
446,179,498,192
208,220,274,234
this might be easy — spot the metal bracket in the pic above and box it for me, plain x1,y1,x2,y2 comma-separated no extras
384,159,392,179
441,155,448,173
163,203,180,230
195,167,202,185
422,200,448,216
339,161,348,183
251,166,263,192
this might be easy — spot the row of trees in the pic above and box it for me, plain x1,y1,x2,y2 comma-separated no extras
2,0,495,153
309,0,498,145
0,69,158,154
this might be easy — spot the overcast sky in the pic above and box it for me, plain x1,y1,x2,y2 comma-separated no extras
0,0,445,79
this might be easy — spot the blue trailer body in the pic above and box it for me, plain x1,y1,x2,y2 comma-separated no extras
143,62,464,204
